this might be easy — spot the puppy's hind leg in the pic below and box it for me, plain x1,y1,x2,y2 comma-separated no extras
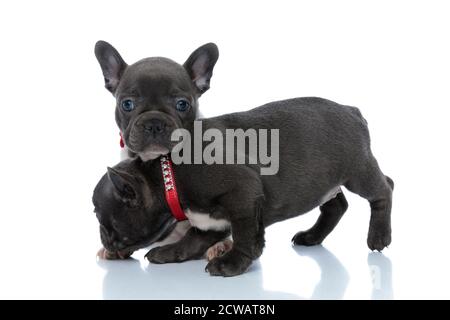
345,159,393,252
292,192,348,246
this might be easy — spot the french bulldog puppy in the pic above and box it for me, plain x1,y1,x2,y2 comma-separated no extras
94,40,218,160
92,97,394,277
95,41,227,258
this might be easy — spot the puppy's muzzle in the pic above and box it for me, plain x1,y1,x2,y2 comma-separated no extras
100,225,120,251
100,224,125,251
127,111,181,158
143,118,166,136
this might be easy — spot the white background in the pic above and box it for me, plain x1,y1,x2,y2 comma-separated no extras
1,0,449,299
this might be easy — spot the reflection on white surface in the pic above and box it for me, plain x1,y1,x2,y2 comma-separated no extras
291,246,349,299
98,245,392,300
368,252,393,300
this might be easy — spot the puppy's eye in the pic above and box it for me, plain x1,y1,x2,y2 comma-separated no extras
176,99,190,112
121,99,135,112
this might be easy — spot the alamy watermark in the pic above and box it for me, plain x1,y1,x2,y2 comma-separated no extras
170,121,279,175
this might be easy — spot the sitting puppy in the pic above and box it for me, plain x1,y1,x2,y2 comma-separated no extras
92,97,393,277
95,41,230,259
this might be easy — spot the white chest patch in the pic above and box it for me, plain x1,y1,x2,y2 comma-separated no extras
152,220,191,247
185,209,231,231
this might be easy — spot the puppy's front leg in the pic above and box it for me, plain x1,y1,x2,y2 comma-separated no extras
145,227,229,264
206,198,265,277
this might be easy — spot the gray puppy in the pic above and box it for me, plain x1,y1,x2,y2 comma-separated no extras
93,97,393,277
94,41,218,160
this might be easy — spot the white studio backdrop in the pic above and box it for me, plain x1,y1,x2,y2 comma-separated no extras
0,0,449,299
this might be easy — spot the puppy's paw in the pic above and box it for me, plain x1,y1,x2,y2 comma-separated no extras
367,228,391,251
205,249,252,277
205,239,233,261
97,247,132,260
145,245,184,264
291,230,323,246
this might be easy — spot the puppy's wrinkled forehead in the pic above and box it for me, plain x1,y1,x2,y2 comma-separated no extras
117,57,194,98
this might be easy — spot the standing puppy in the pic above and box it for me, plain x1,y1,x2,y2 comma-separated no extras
93,98,394,276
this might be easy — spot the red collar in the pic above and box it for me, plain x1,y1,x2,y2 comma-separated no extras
159,155,187,221
119,132,125,148
119,133,185,221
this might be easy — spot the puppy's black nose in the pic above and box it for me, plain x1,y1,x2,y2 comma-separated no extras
143,119,165,134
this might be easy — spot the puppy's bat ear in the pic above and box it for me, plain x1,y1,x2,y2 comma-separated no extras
184,42,219,95
95,41,128,95
107,167,137,200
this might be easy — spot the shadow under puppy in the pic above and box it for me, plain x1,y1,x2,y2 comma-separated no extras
94,41,227,259
93,97,394,277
